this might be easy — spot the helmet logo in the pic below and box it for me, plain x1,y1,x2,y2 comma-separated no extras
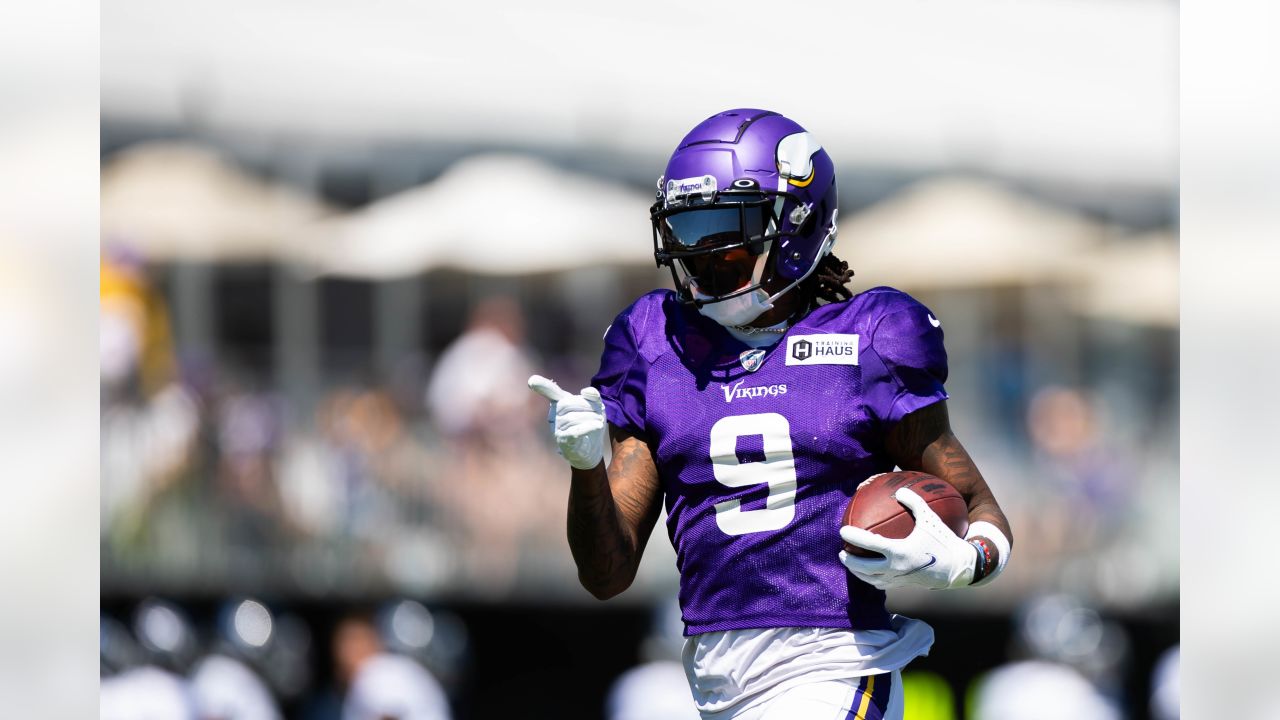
776,132,822,187
664,174,718,205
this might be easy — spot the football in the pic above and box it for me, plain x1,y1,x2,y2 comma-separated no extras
842,471,969,558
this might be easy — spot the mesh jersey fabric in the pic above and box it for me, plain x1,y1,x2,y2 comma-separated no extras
592,287,948,635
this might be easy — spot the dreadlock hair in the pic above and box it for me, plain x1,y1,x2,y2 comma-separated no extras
799,252,855,313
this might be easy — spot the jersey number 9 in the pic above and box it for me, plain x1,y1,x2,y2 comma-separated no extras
709,413,798,536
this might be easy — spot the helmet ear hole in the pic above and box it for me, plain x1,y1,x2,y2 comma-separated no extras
798,208,817,237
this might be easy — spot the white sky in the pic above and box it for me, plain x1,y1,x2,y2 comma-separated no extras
101,0,1176,187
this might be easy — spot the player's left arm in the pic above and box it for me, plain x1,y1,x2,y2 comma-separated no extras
885,399,1012,585
840,294,1012,589
841,399,1012,588
887,400,1011,544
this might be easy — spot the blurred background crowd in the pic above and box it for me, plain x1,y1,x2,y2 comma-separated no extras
100,0,1178,717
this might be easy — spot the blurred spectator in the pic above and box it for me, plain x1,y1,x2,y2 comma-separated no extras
215,389,286,549
101,382,201,547
333,614,452,720
1024,386,1139,600
100,247,176,400
275,423,346,539
425,295,536,441
424,296,564,591
1026,386,1134,532
311,387,437,538
101,252,201,550
606,599,699,720
275,384,459,595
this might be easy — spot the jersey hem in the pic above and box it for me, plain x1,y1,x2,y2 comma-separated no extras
684,614,891,637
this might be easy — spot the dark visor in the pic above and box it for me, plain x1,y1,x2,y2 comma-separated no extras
659,201,771,297
682,246,759,296
662,203,770,248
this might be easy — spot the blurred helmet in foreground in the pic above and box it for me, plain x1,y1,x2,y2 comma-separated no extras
1013,593,1129,690
133,598,199,673
212,597,313,701
376,599,471,693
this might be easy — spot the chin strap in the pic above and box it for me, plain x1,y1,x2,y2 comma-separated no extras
728,305,806,335
728,323,788,335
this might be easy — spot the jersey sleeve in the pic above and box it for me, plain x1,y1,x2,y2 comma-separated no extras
591,311,649,438
866,292,949,425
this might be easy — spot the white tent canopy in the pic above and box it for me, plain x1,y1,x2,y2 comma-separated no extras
1070,233,1179,327
101,142,333,262
835,177,1104,290
310,154,654,277
99,142,1176,330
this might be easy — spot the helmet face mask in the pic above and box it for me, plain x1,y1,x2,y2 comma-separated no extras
652,186,780,302
650,109,838,310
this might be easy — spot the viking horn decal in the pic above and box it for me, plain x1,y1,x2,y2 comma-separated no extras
776,132,821,187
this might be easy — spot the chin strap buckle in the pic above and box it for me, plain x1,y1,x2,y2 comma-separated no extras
789,202,812,227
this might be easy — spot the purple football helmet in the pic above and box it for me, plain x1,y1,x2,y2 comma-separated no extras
651,109,838,307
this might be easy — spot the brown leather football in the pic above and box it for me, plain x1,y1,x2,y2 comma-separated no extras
842,471,969,558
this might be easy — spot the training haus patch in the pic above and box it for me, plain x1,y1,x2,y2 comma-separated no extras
784,333,860,366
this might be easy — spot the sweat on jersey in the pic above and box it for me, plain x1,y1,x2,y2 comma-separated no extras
591,286,948,636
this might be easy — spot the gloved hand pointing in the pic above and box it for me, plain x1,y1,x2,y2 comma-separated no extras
529,375,606,470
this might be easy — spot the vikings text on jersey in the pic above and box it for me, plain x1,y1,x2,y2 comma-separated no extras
592,286,948,636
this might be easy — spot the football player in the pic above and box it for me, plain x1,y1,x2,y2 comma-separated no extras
530,109,1013,720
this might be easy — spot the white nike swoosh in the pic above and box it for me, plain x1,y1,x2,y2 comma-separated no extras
927,314,941,328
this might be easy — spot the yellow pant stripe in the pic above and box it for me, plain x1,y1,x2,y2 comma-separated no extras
854,674,876,719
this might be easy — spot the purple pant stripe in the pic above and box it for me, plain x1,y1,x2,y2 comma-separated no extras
845,672,892,720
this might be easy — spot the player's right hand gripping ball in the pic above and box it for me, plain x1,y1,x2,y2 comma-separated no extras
841,471,969,557
528,375,606,470
838,471,976,591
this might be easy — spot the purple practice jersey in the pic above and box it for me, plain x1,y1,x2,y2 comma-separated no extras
591,287,949,636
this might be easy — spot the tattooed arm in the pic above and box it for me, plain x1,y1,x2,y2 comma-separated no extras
566,423,664,600
886,400,1013,567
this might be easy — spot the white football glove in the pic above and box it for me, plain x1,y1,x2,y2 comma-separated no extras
838,487,978,591
528,374,606,470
